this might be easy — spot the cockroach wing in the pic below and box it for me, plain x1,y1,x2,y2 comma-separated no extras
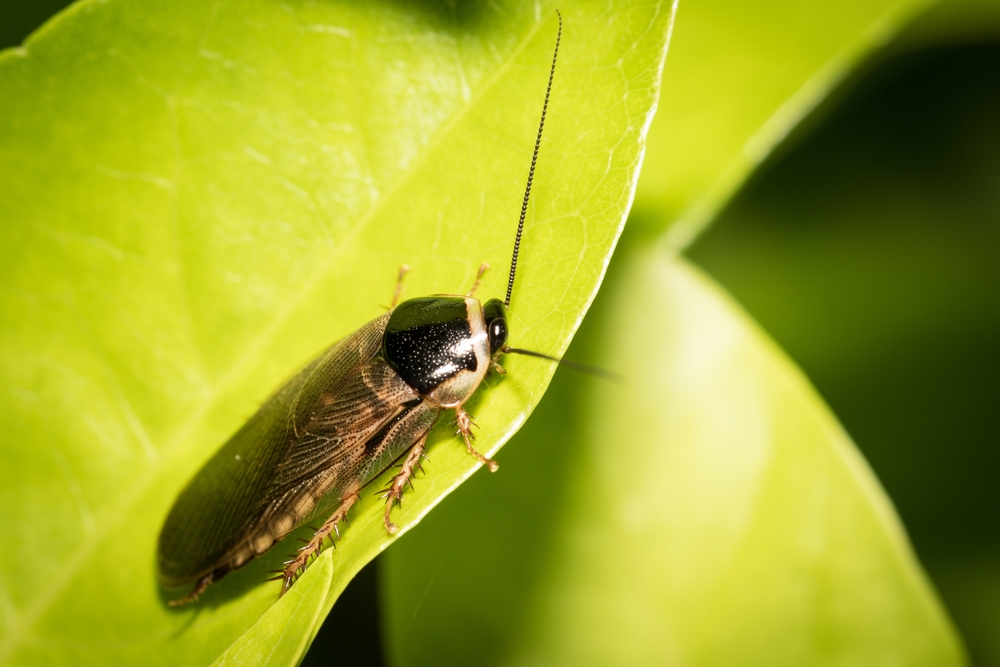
158,312,438,588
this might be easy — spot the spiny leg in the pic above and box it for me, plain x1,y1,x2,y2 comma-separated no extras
390,265,410,309
381,435,428,535
168,572,216,607
274,489,360,596
466,262,490,297
454,405,499,472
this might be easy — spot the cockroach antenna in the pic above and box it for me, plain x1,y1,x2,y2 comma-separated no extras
498,13,615,382
503,346,621,382
505,9,562,308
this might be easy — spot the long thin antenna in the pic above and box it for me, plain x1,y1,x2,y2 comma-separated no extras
505,10,562,308
503,347,620,382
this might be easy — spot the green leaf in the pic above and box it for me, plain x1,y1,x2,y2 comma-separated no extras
632,0,939,241
0,0,675,665
687,40,1000,663
383,250,965,666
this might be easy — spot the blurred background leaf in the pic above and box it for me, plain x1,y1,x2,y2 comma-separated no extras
0,1,673,665
688,34,1000,666
633,0,935,239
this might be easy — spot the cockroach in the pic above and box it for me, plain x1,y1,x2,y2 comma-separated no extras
158,14,563,605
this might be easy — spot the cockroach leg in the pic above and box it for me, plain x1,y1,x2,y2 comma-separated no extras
278,489,360,596
454,406,498,472
167,572,215,607
390,265,410,309
466,262,490,297
382,435,428,535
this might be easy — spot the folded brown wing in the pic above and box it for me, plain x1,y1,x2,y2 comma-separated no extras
158,312,436,586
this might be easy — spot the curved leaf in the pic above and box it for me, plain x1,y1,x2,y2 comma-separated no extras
0,0,675,664
633,0,938,240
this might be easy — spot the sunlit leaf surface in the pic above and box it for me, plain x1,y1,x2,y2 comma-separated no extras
0,0,675,664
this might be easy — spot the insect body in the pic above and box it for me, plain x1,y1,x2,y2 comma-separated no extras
158,14,562,605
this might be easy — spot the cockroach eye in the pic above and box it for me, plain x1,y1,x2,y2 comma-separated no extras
483,298,509,355
489,319,508,354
